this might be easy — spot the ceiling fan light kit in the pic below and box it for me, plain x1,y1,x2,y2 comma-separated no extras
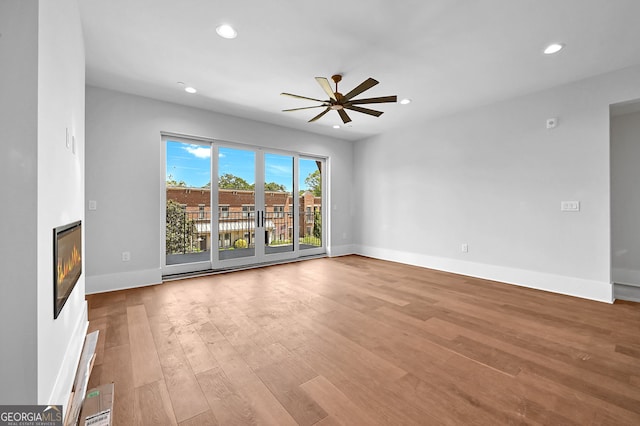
281,74,397,124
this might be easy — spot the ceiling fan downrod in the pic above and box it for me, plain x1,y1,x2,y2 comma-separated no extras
331,74,342,93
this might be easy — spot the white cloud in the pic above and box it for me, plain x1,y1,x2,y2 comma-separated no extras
183,145,211,159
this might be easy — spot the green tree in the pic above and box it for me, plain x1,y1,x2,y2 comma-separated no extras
166,174,186,187
205,178,284,191
313,210,322,240
218,173,253,190
264,182,287,192
304,170,321,196
166,199,195,254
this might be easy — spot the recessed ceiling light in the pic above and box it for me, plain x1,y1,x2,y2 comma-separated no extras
216,24,237,39
544,43,564,55
184,86,197,94
332,125,340,129
400,98,412,105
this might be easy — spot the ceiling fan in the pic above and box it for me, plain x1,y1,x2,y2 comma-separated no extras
281,75,397,124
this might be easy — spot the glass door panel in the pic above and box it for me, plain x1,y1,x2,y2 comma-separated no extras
299,158,323,251
264,153,295,256
217,147,257,262
165,139,212,268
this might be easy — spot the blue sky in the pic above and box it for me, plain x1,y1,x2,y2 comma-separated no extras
166,141,319,192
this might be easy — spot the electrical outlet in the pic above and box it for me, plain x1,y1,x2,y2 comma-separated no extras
122,251,131,262
461,243,468,253
561,201,580,212
88,200,97,210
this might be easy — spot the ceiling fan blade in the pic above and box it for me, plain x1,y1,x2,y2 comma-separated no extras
342,78,379,101
315,77,337,101
281,92,326,103
309,107,331,122
337,109,352,124
347,95,397,105
344,105,384,117
283,105,328,112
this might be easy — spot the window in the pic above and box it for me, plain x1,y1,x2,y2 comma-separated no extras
219,205,229,218
164,137,325,273
274,205,284,218
219,232,231,248
242,205,255,218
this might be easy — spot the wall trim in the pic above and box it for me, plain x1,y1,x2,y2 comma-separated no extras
612,267,640,287
613,283,640,303
355,245,613,303
86,268,162,294
327,244,356,257
47,301,88,410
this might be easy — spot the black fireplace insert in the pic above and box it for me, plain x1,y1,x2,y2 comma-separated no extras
53,220,82,319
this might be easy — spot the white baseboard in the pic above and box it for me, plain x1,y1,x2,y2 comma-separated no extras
47,301,88,412
327,244,356,257
86,268,162,294
355,245,613,303
612,267,640,287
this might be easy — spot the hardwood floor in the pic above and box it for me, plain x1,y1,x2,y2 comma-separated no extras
85,255,640,425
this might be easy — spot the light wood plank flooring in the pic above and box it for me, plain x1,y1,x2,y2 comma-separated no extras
86,255,640,425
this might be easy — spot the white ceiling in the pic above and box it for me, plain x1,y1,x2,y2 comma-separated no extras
79,0,640,141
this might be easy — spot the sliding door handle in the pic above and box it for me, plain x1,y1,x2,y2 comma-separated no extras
256,211,264,228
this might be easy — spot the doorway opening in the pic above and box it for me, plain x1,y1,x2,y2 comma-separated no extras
610,99,640,302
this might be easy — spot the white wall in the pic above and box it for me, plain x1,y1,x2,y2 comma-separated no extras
354,65,640,303
85,87,354,293
0,0,87,407
611,110,640,286
37,0,87,407
0,0,39,404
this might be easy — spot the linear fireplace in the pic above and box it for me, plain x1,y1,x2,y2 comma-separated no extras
53,220,82,319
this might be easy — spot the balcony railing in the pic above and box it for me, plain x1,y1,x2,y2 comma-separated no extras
166,210,321,255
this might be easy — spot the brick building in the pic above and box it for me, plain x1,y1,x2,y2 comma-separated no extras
166,186,321,252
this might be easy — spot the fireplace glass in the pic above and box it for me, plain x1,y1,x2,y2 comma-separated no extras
54,220,82,319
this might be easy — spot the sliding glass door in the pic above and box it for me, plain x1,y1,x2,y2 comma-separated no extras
263,153,295,257
216,146,258,265
164,139,212,273
162,135,325,275
298,158,323,253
